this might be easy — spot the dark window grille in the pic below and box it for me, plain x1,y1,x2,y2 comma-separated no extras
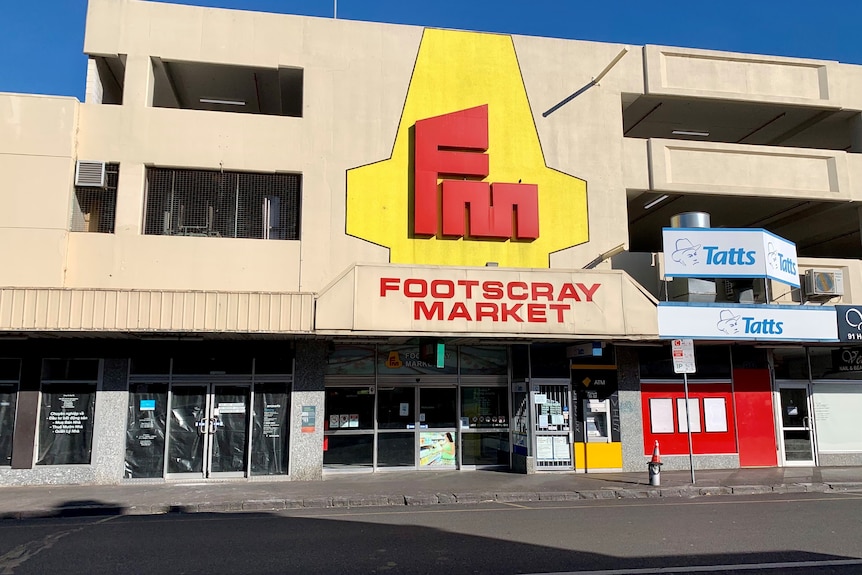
143,167,301,240
71,163,119,233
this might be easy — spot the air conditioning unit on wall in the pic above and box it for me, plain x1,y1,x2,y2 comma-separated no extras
74,160,106,187
804,269,844,297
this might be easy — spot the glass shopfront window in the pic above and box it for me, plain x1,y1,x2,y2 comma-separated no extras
324,387,375,468
37,383,97,465
377,432,414,467
251,382,291,476
323,344,511,471
325,434,373,467
462,432,509,466
378,388,414,430
0,359,20,467
125,383,168,478
38,360,99,466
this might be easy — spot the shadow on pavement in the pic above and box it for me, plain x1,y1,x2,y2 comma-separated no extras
0,497,859,575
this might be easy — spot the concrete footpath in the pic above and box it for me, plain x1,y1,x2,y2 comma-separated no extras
2,466,862,520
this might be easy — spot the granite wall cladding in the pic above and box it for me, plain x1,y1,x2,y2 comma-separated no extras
290,340,326,480
93,358,129,483
655,454,740,471
818,453,862,466
617,346,645,472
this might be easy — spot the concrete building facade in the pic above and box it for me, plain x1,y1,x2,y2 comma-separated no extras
3,0,862,485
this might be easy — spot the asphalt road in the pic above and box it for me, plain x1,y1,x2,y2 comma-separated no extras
1,491,862,574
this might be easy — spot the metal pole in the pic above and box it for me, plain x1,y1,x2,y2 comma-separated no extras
683,373,696,484
334,0,337,19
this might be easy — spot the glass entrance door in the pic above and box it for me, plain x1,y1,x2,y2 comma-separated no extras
166,384,251,479
418,387,457,468
778,385,816,466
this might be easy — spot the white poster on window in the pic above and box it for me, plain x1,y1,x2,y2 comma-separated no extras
813,384,862,452
703,398,728,432
649,398,674,433
677,398,701,433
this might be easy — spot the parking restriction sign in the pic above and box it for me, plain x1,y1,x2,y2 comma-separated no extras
671,338,696,374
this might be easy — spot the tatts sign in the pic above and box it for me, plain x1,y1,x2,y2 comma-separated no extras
318,265,657,336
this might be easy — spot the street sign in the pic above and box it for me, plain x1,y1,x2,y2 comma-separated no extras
671,338,696,374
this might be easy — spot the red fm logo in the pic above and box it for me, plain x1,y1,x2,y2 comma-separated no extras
413,105,539,240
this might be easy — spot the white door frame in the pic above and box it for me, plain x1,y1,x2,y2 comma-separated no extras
774,381,817,467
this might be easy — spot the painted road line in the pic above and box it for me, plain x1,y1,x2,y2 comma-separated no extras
528,558,862,575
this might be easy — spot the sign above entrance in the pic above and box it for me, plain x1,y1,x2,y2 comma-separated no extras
315,264,659,337
663,228,800,288
658,302,837,342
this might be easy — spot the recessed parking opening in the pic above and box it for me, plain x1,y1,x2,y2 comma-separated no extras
151,58,303,117
85,55,125,105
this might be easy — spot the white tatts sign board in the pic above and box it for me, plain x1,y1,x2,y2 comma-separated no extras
658,303,837,342
663,228,800,288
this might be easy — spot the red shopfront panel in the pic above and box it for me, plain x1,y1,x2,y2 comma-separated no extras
732,368,777,467
641,383,736,455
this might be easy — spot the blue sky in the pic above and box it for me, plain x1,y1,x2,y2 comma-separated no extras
2,0,861,101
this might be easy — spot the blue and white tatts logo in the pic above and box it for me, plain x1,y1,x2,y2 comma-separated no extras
767,241,797,275
767,242,779,271
659,303,836,341
717,308,784,335
671,238,701,267
716,309,741,335
663,228,800,288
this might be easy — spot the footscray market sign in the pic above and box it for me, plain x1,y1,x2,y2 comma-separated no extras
380,276,601,323
315,264,659,337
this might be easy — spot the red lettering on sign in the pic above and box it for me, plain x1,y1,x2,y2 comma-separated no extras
507,282,528,300
549,303,570,322
448,302,472,320
576,283,600,302
457,279,479,298
380,277,401,297
501,303,524,322
386,277,599,325
414,301,444,320
483,281,504,300
527,304,547,323
413,105,539,240
475,303,499,321
557,283,581,302
430,280,455,298
531,282,554,301
404,279,428,297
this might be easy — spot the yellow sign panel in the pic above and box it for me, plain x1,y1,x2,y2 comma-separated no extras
347,29,588,268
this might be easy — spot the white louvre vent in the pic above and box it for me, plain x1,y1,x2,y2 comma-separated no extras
804,269,844,297
75,160,106,187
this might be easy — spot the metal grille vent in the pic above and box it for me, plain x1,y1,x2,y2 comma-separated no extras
71,163,119,233
75,160,107,187
144,167,301,240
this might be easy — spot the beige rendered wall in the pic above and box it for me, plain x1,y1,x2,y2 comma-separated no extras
36,0,862,303
78,0,422,293
0,93,77,288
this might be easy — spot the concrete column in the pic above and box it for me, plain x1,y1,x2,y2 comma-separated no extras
123,54,155,108
290,340,326,480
